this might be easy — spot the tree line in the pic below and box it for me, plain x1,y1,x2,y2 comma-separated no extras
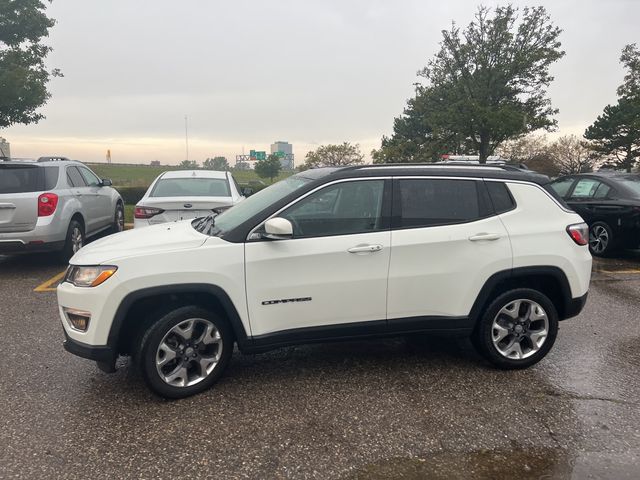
2,3,638,174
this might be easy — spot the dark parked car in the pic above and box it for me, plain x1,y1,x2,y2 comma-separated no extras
548,172,640,256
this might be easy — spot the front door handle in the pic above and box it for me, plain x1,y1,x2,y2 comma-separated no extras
469,233,501,241
348,244,383,254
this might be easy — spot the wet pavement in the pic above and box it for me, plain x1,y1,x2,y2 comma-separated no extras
0,252,639,479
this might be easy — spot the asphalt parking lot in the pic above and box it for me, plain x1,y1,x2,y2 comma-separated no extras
1,252,639,479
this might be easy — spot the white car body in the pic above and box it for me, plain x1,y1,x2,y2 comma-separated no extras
133,170,244,228
57,165,592,397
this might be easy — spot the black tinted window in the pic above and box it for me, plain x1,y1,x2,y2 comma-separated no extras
281,180,385,238
67,167,86,187
396,179,486,228
44,166,59,189
486,181,515,214
0,166,49,193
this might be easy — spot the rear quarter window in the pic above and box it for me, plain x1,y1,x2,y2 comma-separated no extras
486,181,516,214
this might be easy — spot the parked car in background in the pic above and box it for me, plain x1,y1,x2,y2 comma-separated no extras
134,170,244,228
548,172,640,256
0,157,124,260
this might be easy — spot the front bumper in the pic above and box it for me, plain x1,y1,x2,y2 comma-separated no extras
63,328,116,363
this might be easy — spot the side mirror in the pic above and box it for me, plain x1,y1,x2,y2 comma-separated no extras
101,178,113,187
242,187,253,196
263,217,293,240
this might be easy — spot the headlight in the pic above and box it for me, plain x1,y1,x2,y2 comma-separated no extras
64,265,118,287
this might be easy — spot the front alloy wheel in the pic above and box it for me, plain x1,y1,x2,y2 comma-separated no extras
138,306,233,398
156,318,223,387
588,222,611,256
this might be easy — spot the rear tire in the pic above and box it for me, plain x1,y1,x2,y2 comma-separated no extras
589,221,616,257
59,219,85,262
472,288,558,369
111,202,125,234
137,306,234,399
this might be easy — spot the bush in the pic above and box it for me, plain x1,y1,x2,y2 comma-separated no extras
116,186,148,205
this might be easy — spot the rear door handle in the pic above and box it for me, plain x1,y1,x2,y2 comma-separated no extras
469,233,501,241
348,244,383,254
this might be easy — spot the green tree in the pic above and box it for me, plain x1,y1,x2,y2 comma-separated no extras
617,43,640,99
399,5,564,163
372,86,471,163
303,142,364,169
254,154,281,183
0,0,61,128
178,160,198,169
584,99,640,172
203,156,229,171
584,45,640,172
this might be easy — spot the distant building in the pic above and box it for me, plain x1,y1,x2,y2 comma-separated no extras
271,141,294,170
0,137,10,159
150,160,161,166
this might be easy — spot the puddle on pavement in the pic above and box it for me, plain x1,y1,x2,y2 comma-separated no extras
344,449,640,479
344,449,572,480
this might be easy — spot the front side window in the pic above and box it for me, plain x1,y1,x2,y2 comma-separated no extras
151,178,231,197
67,166,86,188
279,180,385,238
78,167,101,187
395,178,488,228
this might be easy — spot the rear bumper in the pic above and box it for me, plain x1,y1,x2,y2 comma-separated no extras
0,239,64,253
562,291,589,320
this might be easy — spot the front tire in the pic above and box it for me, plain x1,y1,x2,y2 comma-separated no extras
137,306,234,399
589,221,616,257
472,288,558,369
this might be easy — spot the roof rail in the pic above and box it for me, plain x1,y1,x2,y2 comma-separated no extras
37,156,71,162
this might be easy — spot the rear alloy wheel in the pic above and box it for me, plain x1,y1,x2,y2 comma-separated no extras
588,221,615,257
111,203,125,233
59,219,85,262
137,306,233,398
472,288,558,369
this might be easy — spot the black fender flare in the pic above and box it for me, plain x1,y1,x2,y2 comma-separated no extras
107,283,251,352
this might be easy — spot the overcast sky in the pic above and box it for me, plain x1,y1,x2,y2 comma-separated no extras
4,0,639,165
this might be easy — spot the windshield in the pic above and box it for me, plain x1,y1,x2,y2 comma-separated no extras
193,174,314,236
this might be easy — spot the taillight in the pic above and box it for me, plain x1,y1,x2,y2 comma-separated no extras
567,222,589,246
134,206,164,219
38,193,59,217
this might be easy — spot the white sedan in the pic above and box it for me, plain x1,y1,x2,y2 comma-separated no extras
134,170,244,228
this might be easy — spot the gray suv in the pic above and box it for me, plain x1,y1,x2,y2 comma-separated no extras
0,157,124,260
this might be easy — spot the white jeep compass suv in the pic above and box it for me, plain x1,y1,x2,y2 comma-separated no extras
57,165,592,398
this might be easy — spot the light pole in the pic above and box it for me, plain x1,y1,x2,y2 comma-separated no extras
184,115,189,162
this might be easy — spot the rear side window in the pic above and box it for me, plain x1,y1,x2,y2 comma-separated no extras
486,181,516,214
570,179,600,198
0,166,58,193
67,166,86,188
394,179,490,228
150,178,231,197
548,177,574,197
